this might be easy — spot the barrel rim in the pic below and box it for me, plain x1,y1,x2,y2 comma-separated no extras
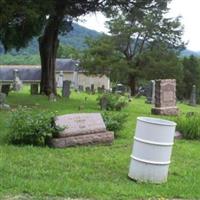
137,117,176,126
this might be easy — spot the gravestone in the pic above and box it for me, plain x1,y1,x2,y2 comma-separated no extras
49,113,114,148
0,93,10,110
189,85,196,106
49,93,57,102
30,84,39,95
62,80,71,98
145,80,155,104
97,87,103,93
85,87,91,94
151,79,178,115
100,96,108,110
78,85,84,92
91,84,95,94
13,69,23,91
57,71,64,88
1,84,10,96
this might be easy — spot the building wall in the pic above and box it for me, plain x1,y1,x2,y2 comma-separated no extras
56,72,110,90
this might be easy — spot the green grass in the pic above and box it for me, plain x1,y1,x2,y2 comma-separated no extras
0,87,200,199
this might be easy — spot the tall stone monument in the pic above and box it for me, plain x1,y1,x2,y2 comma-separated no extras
145,80,155,104
151,79,178,115
189,85,196,106
62,80,71,98
57,71,64,88
30,84,39,95
13,69,23,91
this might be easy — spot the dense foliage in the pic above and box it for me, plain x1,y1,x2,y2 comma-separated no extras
97,93,128,111
175,112,200,140
101,111,128,136
7,107,58,145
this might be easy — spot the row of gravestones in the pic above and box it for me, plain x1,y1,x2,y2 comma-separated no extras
145,80,197,108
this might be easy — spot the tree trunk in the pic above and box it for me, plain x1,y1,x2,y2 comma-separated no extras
39,34,59,95
129,74,137,96
39,4,66,95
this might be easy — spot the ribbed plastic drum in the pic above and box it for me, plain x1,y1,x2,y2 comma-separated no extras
128,117,176,183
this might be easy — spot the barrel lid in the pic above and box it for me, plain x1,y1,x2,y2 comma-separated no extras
137,117,176,127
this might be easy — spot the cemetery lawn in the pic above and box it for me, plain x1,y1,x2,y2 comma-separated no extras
0,88,200,200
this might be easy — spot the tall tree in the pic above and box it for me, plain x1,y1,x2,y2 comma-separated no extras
182,55,200,99
106,0,184,95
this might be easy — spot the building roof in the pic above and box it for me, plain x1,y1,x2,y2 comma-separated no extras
0,59,81,72
0,68,41,82
0,59,82,82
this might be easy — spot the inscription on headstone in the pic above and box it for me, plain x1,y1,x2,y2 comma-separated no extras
55,113,107,137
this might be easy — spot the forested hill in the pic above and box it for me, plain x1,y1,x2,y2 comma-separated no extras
0,22,199,57
0,23,101,55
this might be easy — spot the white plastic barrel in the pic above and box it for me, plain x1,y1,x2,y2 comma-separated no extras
128,117,176,183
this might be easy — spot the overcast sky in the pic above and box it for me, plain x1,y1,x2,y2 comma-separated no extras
78,0,200,51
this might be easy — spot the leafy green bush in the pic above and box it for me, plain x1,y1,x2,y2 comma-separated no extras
7,107,59,145
97,93,128,111
102,112,128,136
175,112,200,139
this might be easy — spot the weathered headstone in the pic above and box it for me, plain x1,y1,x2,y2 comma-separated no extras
1,84,10,96
91,84,95,94
13,69,23,91
145,80,155,104
151,79,178,115
189,85,196,106
85,87,91,94
49,93,57,102
57,71,64,88
78,85,84,92
100,96,108,110
62,80,71,98
49,113,114,148
0,93,10,110
97,87,103,93
30,84,39,95
151,80,155,104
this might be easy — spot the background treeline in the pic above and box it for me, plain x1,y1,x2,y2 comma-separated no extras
0,43,200,102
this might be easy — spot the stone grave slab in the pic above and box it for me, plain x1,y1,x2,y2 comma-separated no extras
50,113,114,148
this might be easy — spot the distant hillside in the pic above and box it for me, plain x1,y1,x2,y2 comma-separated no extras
0,23,200,57
0,23,101,55
181,49,200,57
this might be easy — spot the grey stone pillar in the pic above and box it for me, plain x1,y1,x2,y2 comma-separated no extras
189,85,196,106
62,80,71,98
30,84,39,95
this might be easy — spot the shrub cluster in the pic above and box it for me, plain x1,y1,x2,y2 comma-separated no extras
102,112,128,136
7,107,59,145
175,112,200,140
97,93,128,111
